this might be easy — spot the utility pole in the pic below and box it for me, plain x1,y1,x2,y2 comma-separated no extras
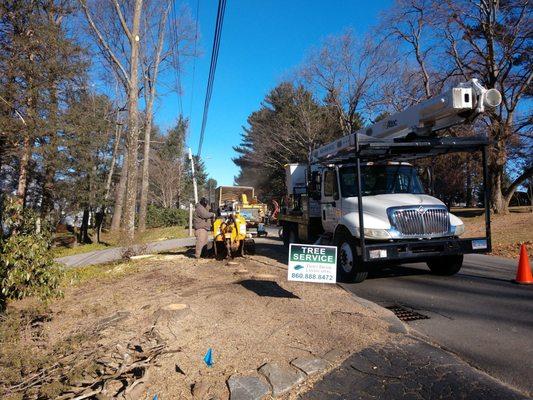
188,148,198,237
188,203,193,237
188,147,198,203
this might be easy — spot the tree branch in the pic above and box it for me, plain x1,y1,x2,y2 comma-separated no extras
504,165,533,200
78,0,130,88
113,0,133,43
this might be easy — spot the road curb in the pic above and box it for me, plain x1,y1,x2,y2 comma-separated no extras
336,283,409,335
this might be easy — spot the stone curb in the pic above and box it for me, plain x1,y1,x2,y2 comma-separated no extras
227,348,348,400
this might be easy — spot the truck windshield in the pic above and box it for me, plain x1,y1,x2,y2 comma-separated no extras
339,165,425,197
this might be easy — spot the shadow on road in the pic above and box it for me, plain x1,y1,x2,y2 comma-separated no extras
367,265,431,280
254,239,288,264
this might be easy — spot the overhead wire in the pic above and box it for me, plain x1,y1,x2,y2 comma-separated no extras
170,0,184,116
188,0,200,119
197,0,226,157
196,0,224,156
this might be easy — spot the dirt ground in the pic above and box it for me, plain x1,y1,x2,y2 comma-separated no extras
461,211,533,258
1,241,397,400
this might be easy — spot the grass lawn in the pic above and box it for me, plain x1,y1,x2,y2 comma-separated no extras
455,206,533,258
52,225,189,258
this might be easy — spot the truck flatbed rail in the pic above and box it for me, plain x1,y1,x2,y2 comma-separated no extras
313,135,489,164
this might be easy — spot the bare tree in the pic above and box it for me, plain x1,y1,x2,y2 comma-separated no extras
300,31,388,134
437,0,532,213
79,0,144,240
149,118,187,208
373,0,532,213
383,0,438,98
149,152,183,207
137,2,195,230
138,0,170,232
110,144,128,231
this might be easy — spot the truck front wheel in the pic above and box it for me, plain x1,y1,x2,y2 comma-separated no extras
334,230,368,283
427,255,463,276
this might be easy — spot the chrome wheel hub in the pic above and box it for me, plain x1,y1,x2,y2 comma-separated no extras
340,242,353,274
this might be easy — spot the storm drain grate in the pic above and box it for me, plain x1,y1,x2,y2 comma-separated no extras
386,305,430,322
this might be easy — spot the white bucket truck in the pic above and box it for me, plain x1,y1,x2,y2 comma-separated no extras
279,79,501,283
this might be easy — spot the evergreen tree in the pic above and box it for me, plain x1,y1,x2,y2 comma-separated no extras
233,82,345,199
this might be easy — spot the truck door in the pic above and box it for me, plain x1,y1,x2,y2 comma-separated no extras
322,168,340,232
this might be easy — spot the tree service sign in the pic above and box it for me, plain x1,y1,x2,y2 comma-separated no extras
288,244,337,283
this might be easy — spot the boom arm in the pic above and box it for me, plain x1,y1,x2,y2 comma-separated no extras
311,79,501,163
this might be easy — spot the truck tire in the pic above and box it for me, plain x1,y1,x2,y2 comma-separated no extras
334,230,368,283
427,255,463,276
282,223,298,247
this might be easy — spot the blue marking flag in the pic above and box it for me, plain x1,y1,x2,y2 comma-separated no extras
203,348,213,367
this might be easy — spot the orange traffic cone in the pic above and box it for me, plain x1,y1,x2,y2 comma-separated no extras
514,244,533,285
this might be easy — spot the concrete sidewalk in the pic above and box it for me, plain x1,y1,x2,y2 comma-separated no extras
54,236,196,268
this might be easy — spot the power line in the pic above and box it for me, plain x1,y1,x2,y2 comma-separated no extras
197,0,226,156
197,0,226,157
170,0,184,116
188,0,200,119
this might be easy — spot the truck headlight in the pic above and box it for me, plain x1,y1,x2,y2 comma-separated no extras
452,224,465,236
363,228,391,239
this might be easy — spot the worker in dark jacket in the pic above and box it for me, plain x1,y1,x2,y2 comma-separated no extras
193,197,215,258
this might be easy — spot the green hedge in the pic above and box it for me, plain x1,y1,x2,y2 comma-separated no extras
146,205,188,228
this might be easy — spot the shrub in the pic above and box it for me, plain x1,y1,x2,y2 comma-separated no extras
146,205,188,228
0,197,63,311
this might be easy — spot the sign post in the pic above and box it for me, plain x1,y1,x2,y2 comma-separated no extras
288,244,337,283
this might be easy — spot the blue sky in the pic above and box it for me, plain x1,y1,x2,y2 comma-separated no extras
155,0,393,185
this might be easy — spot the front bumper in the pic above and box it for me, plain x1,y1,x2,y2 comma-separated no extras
362,237,491,263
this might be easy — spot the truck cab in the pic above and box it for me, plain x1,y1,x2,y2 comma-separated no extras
320,163,464,240
317,162,466,282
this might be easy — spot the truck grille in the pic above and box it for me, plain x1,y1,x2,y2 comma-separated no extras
388,206,451,237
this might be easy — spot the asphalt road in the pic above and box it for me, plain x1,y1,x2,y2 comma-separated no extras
55,236,196,267
342,254,533,397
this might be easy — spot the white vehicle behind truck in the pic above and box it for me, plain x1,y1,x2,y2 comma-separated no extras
279,79,501,283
